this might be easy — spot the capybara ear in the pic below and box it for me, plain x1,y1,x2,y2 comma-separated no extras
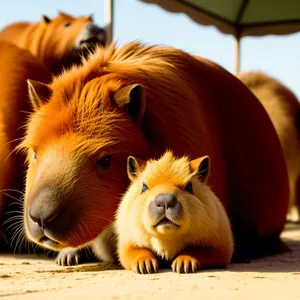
58,11,73,19
127,156,147,182
42,15,51,24
88,13,94,21
27,80,52,111
113,84,146,128
190,155,210,183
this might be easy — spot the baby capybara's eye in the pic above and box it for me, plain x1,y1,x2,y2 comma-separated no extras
185,182,193,194
64,23,71,28
33,151,37,161
141,183,149,194
96,155,111,169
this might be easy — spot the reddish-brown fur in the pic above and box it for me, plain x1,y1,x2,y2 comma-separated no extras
20,42,289,260
0,42,52,249
0,12,96,74
237,71,300,222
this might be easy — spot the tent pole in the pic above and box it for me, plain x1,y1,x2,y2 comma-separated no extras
104,0,114,47
234,30,241,75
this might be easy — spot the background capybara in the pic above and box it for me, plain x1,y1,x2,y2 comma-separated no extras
237,71,300,222
0,42,52,251
115,151,234,274
19,42,289,265
0,11,106,252
0,11,106,74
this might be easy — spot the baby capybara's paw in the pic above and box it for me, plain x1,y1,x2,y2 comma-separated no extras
171,255,200,273
56,248,81,266
132,256,159,274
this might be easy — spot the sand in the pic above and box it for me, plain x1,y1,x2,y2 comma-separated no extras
1,223,300,300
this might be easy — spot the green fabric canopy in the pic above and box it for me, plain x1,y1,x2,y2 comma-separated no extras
140,0,300,37
139,0,300,73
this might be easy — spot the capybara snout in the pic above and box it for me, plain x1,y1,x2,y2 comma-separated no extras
29,188,64,229
75,23,106,49
150,192,182,223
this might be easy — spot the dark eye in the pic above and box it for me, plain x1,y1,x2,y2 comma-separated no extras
33,151,37,161
141,183,148,193
96,155,111,169
64,23,71,27
185,182,193,194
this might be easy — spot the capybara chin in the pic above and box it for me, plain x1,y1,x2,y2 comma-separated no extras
19,41,288,266
115,151,234,274
237,71,300,222
0,11,106,74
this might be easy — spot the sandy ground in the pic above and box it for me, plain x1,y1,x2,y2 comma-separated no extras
1,224,300,300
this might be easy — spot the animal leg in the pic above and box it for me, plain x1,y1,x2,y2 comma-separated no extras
119,244,159,274
171,247,228,273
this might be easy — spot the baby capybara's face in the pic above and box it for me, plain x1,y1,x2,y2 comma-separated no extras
20,76,149,251
121,151,211,238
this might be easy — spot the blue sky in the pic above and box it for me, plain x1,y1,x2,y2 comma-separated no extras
1,0,299,98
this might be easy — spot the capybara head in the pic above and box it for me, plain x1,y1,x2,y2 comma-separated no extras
116,151,214,240
23,11,106,73
19,64,151,250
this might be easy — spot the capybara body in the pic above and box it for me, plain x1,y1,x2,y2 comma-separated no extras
0,12,106,74
238,71,300,221
115,151,234,274
19,42,289,264
0,42,52,249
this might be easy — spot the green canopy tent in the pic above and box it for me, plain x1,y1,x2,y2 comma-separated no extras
138,0,300,74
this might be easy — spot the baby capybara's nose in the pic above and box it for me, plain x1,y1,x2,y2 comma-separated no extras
150,193,182,219
29,189,63,229
86,23,105,36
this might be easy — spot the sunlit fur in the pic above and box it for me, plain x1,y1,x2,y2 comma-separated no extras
238,71,300,221
115,151,234,271
19,41,288,258
0,11,95,74
0,42,52,250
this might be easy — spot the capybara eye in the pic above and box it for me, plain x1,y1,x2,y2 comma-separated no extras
185,182,193,194
141,183,148,193
96,155,111,169
64,23,71,27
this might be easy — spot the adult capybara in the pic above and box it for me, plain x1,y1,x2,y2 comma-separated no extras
19,42,289,265
0,42,52,251
115,151,234,274
0,11,106,74
237,71,300,222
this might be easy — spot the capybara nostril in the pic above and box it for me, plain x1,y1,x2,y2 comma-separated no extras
154,193,178,209
86,23,105,35
29,189,63,229
150,193,182,219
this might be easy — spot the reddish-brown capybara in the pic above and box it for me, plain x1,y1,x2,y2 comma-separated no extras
18,42,289,265
0,42,52,251
237,71,300,222
0,11,106,74
0,11,106,252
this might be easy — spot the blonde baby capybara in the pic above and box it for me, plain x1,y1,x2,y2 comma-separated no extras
115,151,234,274
237,71,300,221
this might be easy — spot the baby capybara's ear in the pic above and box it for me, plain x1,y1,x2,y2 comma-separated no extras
127,156,147,182
113,84,146,128
42,15,51,24
27,80,53,111
190,155,210,183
